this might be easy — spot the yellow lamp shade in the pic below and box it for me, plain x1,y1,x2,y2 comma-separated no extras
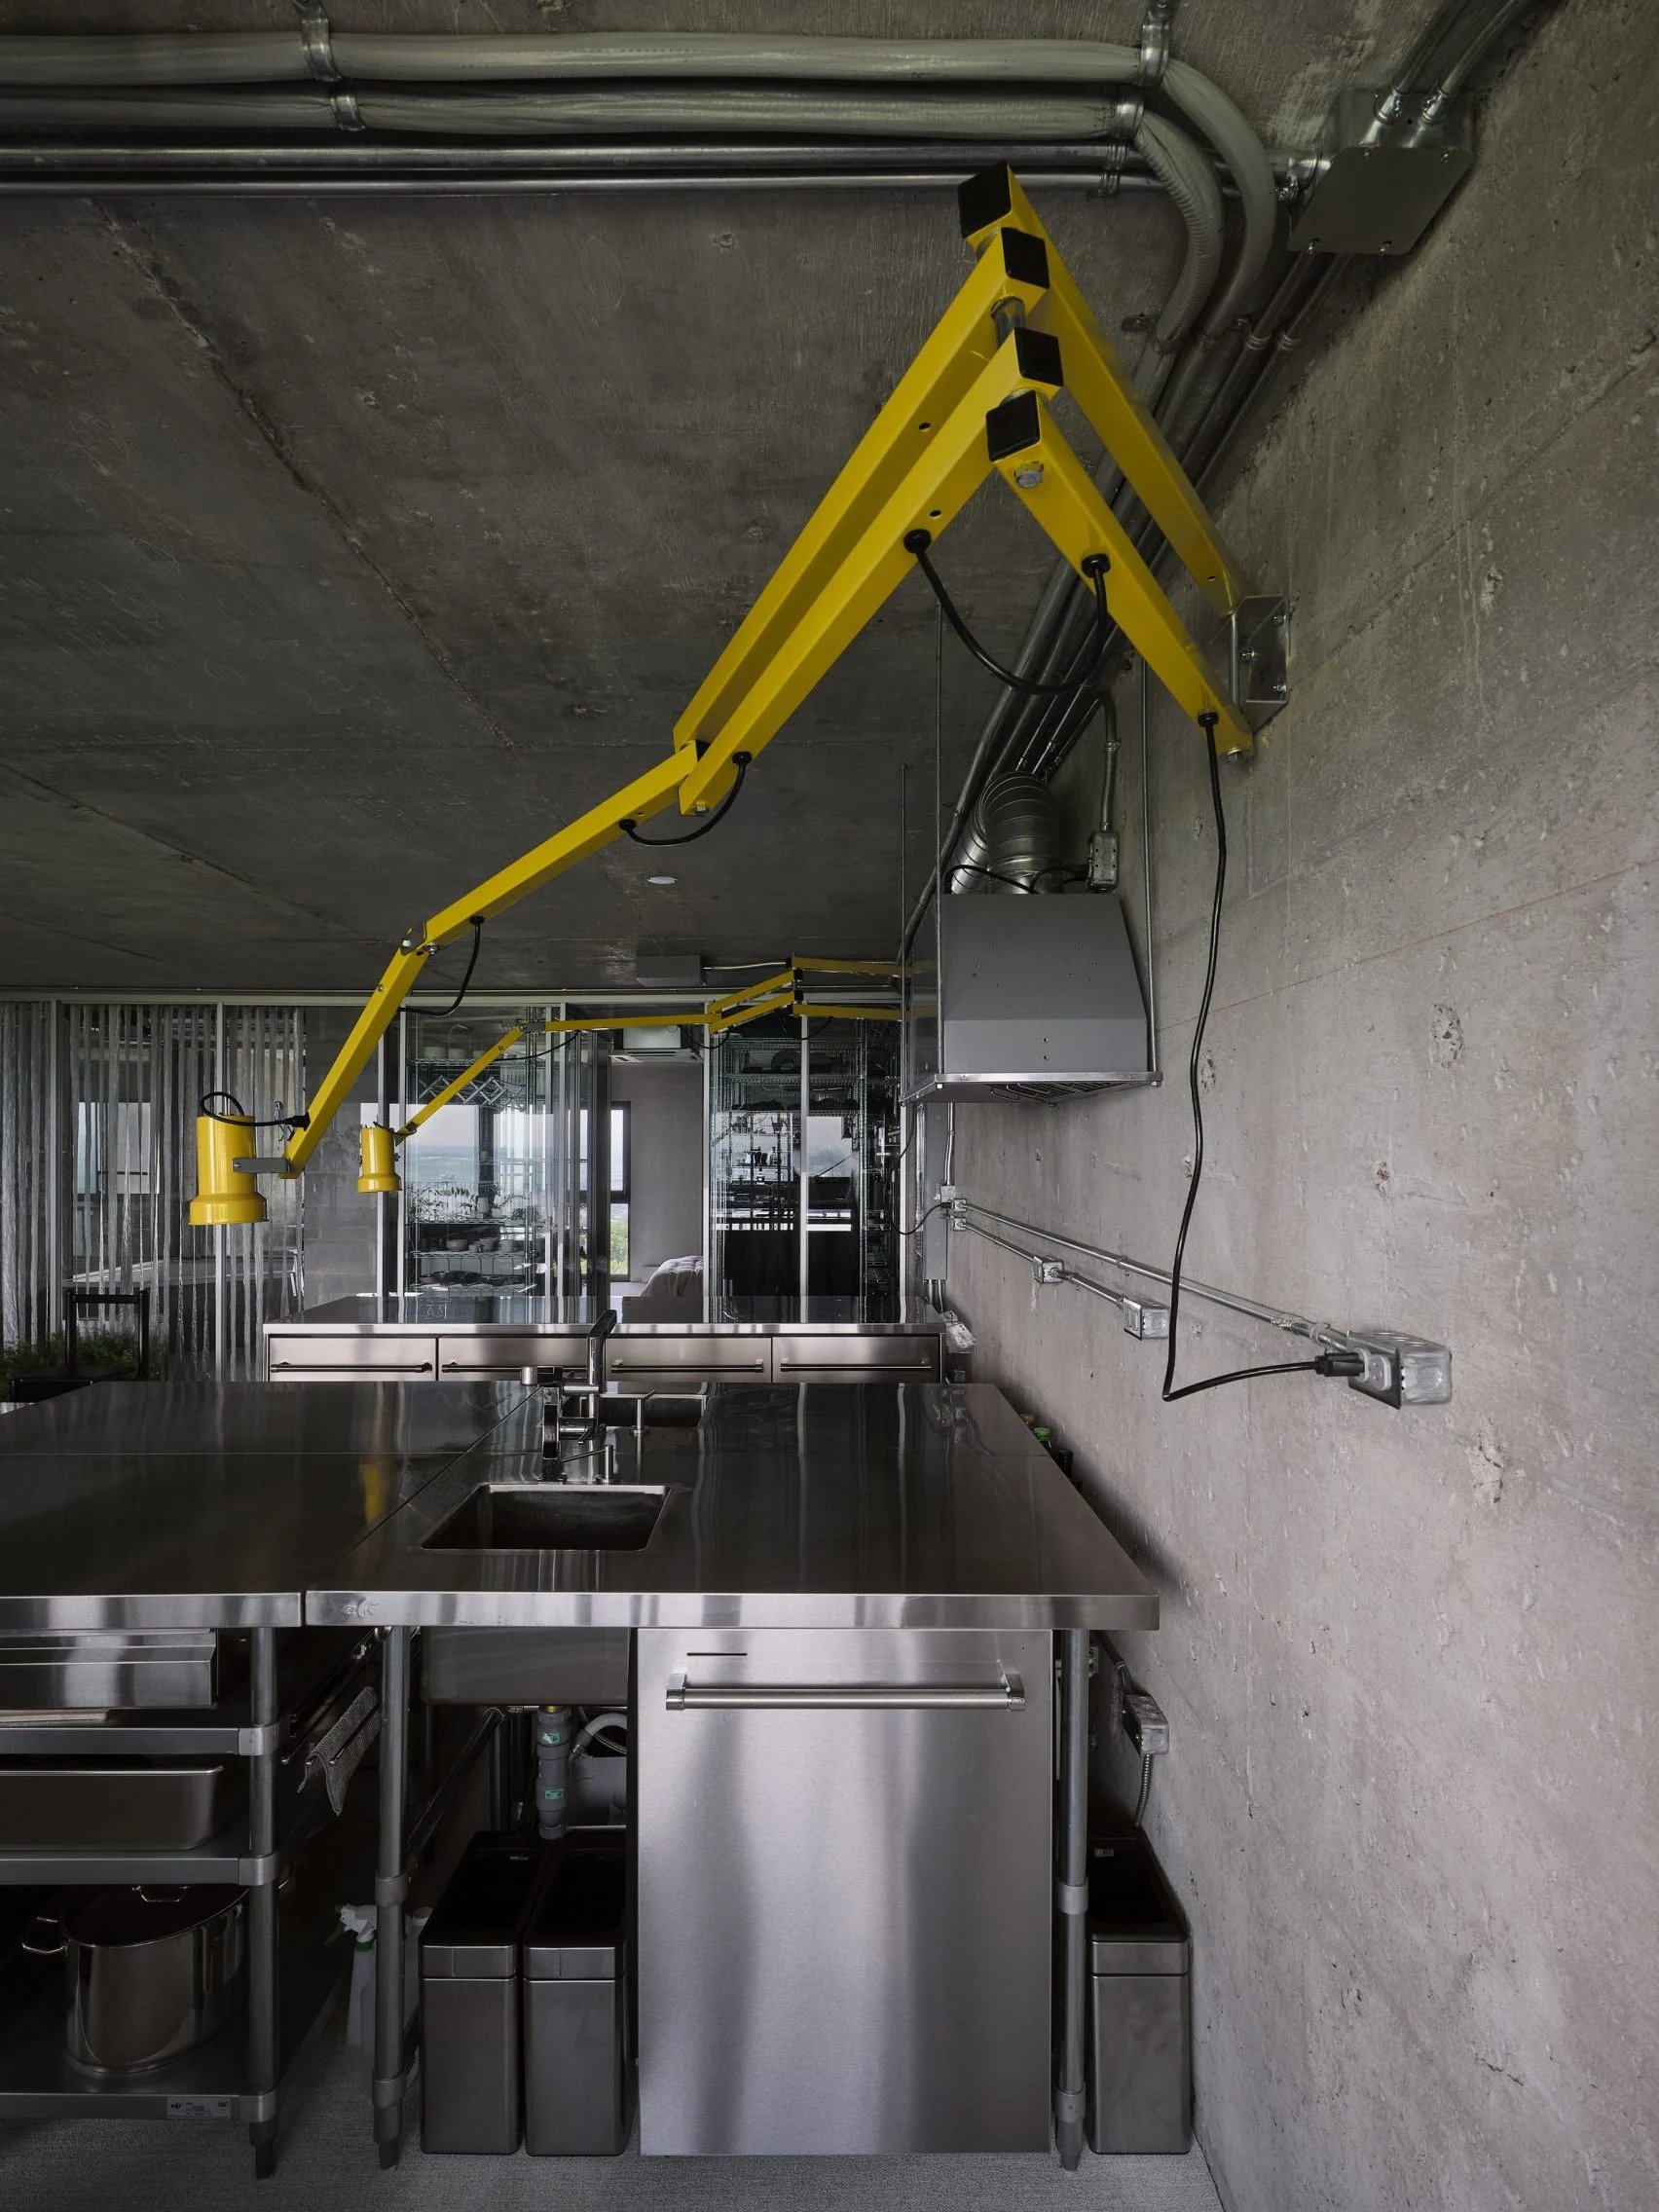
188,1112,267,1228
358,1124,402,1197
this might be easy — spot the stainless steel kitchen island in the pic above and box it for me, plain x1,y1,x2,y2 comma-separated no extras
0,1378,1156,2172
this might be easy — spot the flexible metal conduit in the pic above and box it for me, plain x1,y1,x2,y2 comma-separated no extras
953,1197,1351,1350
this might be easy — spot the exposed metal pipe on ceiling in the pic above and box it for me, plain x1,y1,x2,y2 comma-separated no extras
0,163,1180,201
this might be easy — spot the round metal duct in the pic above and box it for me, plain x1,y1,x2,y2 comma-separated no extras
949,774,1061,894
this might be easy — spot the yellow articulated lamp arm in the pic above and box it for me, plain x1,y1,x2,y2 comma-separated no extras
196,164,1246,1225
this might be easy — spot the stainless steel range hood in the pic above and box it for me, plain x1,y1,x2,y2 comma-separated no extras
904,895,1153,1103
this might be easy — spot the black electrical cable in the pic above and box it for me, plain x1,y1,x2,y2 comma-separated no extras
1160,715,1362,1403
431,916,485,1017
905,532,1112,700
198,1089,308,1131
621,752,752,846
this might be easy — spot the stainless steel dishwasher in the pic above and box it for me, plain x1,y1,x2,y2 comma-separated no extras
636,1626,1052,2155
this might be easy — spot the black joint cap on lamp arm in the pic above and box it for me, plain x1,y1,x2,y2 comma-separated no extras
999,228,1050,291
903,528,933,556
985,389,1043,465
1082,553,1111,580
958,162,1016,241
1011,324,1063,388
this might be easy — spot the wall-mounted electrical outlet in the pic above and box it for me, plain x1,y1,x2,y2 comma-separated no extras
1121,1297,1169,1339
1346,1330,1454,1407
1122,1688,1169,1757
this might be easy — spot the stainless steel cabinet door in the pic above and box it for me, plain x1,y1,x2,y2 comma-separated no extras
607,1336,771,1387
265,1333,436,1380
637,1626,1052,2156
772,1334,941,1382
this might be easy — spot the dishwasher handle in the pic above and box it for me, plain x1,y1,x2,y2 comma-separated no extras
666,1669,1024,1713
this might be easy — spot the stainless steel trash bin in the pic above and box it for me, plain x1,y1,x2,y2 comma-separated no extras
1086,1832,1192,2155
421,1832,547,2155
522,1827,628,2157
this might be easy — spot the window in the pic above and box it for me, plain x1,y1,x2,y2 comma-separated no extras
609,1103,631,1279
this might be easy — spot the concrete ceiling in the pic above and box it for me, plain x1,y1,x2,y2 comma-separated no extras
0,1,1437,994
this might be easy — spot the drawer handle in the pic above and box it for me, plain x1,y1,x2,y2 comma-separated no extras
611,1359,766,1374
776,1358,935,1375
666,1669,1024,1713
271,1360,433,1375
440,1361,578,1375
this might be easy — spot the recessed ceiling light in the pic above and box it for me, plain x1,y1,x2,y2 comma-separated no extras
647,873,677,888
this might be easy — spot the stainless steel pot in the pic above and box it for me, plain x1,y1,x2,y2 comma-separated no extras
24,1885,246,2074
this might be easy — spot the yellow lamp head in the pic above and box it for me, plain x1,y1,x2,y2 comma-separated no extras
189,1109,268,1228
358,1123,402,1197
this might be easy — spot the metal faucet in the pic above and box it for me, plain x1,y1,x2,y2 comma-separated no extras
587,1306,619,1395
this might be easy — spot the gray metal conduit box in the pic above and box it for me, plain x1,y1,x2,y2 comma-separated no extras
905,897,1153,1105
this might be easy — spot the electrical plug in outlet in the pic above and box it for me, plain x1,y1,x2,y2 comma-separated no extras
1346,1331,1453,1407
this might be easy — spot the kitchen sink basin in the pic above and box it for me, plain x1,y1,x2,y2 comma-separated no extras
424,1484,669,1553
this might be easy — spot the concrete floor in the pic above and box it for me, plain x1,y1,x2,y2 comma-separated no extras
0,2003,1222,2212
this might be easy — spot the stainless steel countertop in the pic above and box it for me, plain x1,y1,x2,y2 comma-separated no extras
276,1295,943,1338
311,1383,1159,1633
0,1382,1157,1634
0,1382,522,1628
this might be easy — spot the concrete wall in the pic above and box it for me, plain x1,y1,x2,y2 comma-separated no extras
948,9,1658,2208
609,1058,702,1279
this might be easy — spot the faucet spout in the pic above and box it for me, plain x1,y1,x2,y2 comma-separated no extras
587,1307,620,1394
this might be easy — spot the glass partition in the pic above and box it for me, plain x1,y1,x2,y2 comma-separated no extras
398,1011,552,1297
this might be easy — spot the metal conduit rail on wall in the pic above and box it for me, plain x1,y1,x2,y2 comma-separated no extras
950,1198,1454,1406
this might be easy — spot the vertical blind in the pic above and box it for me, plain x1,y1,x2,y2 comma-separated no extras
1,1002,306,1378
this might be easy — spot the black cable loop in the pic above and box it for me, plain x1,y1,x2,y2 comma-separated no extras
198,1089,308,1130
904,531,1113,699
432,916,485,1017
621,754,752,846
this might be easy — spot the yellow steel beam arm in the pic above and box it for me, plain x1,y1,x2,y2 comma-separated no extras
790,955,904,977
392,1025,526,1142
989,394,1251,751
673,225,1051,775
280,750,691,1174
960,166,1248,617
678,323,1064,814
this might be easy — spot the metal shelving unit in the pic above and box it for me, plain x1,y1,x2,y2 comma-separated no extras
0,1627,361,2177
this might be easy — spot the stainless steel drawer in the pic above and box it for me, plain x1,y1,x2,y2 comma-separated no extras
0,1757,244,1849
267,1334,437,1380
0,1632,217,1711
436,1334,587,1381
607,1337,771,1384
772,1334,941,1381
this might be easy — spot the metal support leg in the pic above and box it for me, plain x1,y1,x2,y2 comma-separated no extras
246,1627,281,2180
374,1628,411,2167
1055,1629,1089,2169
488,1706,510,1827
